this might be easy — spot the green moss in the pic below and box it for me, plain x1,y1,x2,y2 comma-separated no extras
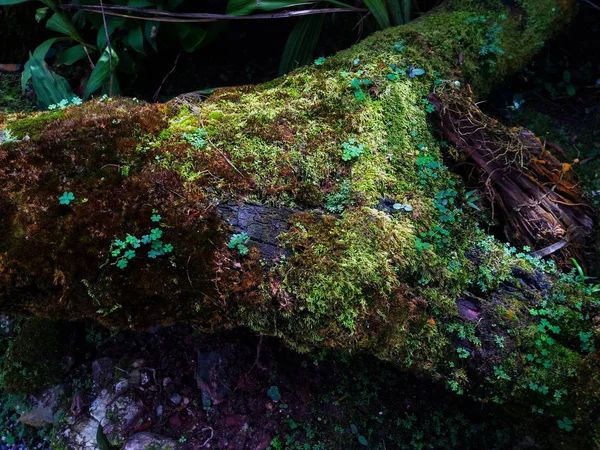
0,318,64,394
5,110,66,140
0,73,35,114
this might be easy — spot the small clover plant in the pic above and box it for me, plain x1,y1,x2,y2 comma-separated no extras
393,40,406,52
341,138,364,161
109,212,174,269
183,128,208,149
314,57,326,65
2,128,17,143
557,417,573,432
59,192,75,205
228,232,250,256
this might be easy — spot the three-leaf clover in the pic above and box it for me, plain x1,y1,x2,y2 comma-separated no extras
116,259,128,269
59,192,75,205
124,250,136,260
314,57,326,65
267,386,281,402
557,417,573,431
151,214,161,222
150,228,163,240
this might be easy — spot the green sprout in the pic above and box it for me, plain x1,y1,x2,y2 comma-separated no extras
228,232,250,256
341,138,364,161
557,417,573,432
59,192,75,205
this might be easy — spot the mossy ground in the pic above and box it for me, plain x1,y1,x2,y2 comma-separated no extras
0,0,598,443
0,318,64,394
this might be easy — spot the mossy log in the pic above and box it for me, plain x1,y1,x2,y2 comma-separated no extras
1,0,599,445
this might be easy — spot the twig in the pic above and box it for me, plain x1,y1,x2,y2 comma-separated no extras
60,4,368,23
246,335,266,376
153,52,181,102
99,0,114,96
580,0,600,12
199,117,245,179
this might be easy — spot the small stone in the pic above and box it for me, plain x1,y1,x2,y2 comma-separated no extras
124,432,176,450
156,405,163,417
19,385,64,428
132,359,146,369
169,394,182,405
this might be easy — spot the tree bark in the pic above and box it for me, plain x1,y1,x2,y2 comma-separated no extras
1,0,599,442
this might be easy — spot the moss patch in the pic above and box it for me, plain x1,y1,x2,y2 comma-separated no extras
0,318,64,394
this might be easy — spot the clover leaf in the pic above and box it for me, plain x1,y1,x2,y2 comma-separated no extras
150,228,163,240
558,417,573,432
59,192,75,205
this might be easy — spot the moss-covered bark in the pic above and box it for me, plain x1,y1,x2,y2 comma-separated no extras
1,0,599,445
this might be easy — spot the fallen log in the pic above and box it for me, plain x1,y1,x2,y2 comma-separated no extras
0,0,598,445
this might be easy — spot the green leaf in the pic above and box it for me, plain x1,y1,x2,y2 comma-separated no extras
278,14,324,76
563,70,571,84
363,0,390,29
167,0,187,8
0,0,33,4
56,45,87,65
387,0,404,26
174,23,207,52
21,37,67,91
266,386,281,401
29,54,74,109
127,0,153,6
84,47,119,100
566,84,576,96
227,0,316,15
145,21,160,51
46,12,83,41
97,17,126,50
358,435,368,446
35,6,49,22
127,25,145,54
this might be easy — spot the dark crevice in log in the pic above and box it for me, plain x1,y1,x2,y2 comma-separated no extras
217,201,299,261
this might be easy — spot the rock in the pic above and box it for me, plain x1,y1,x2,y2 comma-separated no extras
89,390,111,424
59,416,101,450
131,359,146,369
169,394,182,405
89,382,142,438
123,432,177,450
91,358,115,392
19,385,64,428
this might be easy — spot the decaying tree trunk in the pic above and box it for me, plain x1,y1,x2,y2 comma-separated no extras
1,0,599,444
428,89,596,266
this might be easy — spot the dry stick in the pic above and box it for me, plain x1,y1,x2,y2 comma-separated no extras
99,0,114,96
60,4,368,23
153,52,181,102
580,0,600,11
